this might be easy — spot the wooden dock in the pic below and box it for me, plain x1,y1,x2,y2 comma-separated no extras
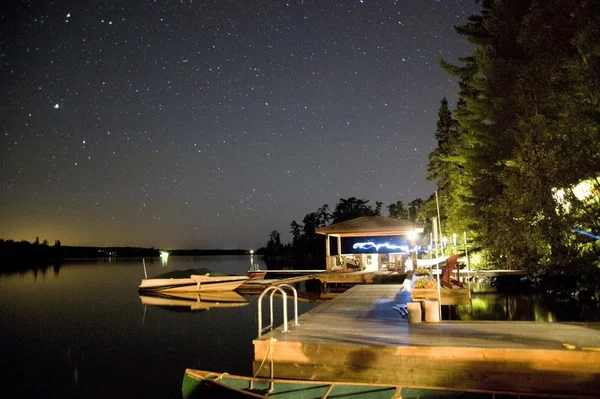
253,285,600,398
411,287,470,305
237,274,318,294
318,270,407,285
238,270,408,294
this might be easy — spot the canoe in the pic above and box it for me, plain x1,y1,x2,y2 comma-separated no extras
182,369,404,398
182,369,585,398
138,268,249,293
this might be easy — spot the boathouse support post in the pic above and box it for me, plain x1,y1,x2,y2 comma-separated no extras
325,234,331,270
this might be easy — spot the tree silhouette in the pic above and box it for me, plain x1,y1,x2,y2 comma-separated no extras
332,197,382,223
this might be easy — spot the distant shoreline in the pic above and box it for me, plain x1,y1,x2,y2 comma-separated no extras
0,239,255,271
56,246,251,258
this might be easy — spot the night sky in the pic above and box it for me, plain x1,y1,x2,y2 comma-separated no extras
1,0,479,250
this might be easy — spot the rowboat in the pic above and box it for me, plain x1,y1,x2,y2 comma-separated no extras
139,291,248,311
182,369,404,398
138,268,248,293
247,263,267,280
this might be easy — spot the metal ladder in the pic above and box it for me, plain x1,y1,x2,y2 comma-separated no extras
257,284,299,337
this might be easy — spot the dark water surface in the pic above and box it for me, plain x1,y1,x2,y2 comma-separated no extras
0,255,316,398
2,256,597,398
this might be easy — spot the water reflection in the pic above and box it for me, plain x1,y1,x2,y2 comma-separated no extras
452,283,600,322
160,254,169,266
139,291,248,312
454,294,554,321
0,255,304,398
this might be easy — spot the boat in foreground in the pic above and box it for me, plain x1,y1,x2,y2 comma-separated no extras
182,369,403,398
182,369,582,399
139,291,248,311
138,268,249,293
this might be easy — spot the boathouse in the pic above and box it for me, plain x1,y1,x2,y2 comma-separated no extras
315,216,424,272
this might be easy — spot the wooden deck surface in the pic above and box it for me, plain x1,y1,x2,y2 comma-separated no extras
253,285,600,397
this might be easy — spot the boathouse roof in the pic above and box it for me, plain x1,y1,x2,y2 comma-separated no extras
315,216,424,237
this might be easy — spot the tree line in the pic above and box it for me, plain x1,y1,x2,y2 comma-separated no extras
428,0,599,275
0,238,162,271
263,1,600,281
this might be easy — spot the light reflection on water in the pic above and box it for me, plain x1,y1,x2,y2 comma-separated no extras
452,282,600,323
454,293,556,321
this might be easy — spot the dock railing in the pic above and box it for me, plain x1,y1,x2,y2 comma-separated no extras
257,284,299,338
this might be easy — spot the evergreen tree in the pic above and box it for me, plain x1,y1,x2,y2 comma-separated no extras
331,197,382,224
387,200,408,219
266,230,283,255
437,0,600,270
427,98,460,192
407,199,424,223
289,204,330,263
427,97,467,235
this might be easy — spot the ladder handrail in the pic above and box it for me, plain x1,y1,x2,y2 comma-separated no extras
277,284,299,327
257,286,287,337
257,284,300,337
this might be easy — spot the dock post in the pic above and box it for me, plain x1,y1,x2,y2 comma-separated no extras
407,302,422,323
424,300,440,322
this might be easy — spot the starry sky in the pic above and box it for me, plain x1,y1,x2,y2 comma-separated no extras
0,0,480,250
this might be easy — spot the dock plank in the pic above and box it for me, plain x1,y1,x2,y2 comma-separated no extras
253,285,600,397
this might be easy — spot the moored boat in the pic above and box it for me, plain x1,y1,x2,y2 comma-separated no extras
138,268,248,293
247,263,267,280
182,369,587,399
246,270,267,280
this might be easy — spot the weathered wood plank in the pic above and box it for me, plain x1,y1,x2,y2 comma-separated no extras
411,287,470,305
253,285,600,397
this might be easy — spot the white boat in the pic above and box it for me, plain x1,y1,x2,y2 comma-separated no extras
138,268,249,293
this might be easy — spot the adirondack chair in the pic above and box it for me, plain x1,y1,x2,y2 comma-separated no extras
440,254,464,288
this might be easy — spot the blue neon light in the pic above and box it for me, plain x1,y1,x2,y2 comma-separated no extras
352,242,410,252
572,229,600,240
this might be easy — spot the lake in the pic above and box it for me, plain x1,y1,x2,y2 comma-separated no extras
0,255,317,398
1,255,597,398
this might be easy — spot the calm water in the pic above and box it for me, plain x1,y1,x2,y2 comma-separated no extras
1,256,597,398
0,255,316,398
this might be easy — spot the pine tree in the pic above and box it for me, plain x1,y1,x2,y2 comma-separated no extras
427,98,466,235
438,0,600,270
387,200,408,219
